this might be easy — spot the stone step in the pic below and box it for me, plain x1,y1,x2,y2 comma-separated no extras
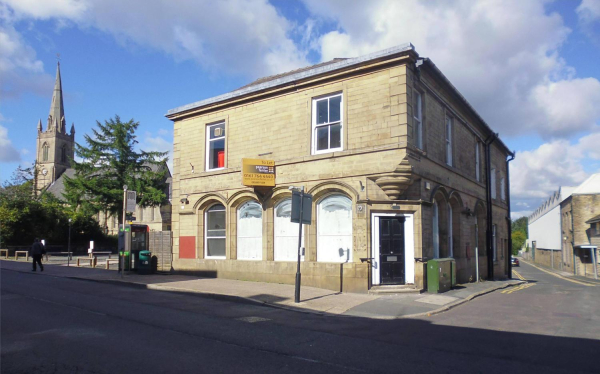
369,285,422,295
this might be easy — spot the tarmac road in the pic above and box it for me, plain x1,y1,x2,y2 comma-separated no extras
2,262,599,373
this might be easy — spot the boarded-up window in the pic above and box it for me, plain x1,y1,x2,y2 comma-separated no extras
274,198,304,261
237,201,262,260
317,195,352,263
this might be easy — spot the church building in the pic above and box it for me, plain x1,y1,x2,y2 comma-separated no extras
34,62,172,234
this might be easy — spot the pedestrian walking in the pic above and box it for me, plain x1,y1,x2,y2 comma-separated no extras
30,238,46,272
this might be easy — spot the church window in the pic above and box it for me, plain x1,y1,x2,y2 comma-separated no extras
61,145,67,163
42,143,49,162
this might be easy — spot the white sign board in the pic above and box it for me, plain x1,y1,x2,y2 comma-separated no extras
126,191,137,213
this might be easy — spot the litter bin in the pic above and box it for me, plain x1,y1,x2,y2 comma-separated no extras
427,258,455,293
138,250,152,275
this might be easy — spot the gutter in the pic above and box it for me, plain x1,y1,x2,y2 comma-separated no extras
485,133,498,280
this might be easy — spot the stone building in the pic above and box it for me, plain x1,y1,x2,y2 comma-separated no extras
35,62,172,234
166,44,513,293
560,174,600,278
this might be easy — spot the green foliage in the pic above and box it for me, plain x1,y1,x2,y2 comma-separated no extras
511,216,528,238
0,165,105,246
511,231,526,255
63,115,168,224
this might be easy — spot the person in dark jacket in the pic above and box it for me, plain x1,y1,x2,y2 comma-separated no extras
30,238,45,272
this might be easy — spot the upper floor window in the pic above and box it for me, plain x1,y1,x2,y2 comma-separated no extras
206,122,225,171
42,143,49,162
445,117,453,166
475,142,481,182
500,177,506,201
413,91,423,149
491,169,497,199
312,93,342,154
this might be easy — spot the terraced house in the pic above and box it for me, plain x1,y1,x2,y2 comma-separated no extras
166,44,513,293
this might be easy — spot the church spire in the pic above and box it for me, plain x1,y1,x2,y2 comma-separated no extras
48,62,66,133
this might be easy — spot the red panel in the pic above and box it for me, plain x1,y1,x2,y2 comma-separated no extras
179,236,196,259
218,151,225,168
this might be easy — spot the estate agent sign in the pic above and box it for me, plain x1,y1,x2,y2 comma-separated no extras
242,158,275,187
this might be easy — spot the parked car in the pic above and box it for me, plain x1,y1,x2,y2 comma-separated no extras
511,257,519,267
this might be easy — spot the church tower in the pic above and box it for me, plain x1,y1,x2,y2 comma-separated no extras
35,62,75,194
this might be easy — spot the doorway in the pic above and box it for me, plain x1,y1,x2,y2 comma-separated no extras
371,213,415,286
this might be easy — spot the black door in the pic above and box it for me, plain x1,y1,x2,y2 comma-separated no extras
379,217,406,285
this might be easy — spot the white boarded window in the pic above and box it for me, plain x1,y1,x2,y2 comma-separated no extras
491,168,497,199
433,201,440,259
274,198,304,261
237,201,262,260
445,117,453,166
500,177,506,201
414,92,423,149
312,93,343,154
205,204,226,259
317,195,352,263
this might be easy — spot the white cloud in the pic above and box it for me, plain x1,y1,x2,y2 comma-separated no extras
2,0,309,79
0,124,21,162
0,16,53,99
577,0,600,30
302,0,600,139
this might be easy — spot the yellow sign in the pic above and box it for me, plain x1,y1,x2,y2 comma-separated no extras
242,158,275,187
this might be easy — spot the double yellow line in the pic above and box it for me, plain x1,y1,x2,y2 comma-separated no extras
525,261,597,287
513,270,526,281
501,282,536,294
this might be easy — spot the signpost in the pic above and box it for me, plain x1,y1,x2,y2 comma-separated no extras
290,187,312,303
242,158,275,187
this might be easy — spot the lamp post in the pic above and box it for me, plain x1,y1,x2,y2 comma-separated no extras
67,218,72,266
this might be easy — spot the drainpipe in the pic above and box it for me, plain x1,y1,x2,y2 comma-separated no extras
485,133,498,280
506,152,515,279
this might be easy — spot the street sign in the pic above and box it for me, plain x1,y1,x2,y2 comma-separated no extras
242,158,275,187
126,191,136,212
291,190,312,225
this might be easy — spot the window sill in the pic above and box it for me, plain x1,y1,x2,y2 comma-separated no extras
205,256,226,260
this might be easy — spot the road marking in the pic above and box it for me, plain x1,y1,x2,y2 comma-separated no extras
512,270,526,281
524,261,596,287
501,283,536,294
236,316,271,323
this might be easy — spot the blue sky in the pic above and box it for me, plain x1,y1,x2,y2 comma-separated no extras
2,0,600,218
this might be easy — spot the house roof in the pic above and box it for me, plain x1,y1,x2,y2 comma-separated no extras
571,173,600,195
166,43,415,117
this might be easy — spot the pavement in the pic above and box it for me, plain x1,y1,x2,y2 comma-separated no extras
0,256,524,319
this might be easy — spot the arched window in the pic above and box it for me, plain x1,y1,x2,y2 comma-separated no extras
433,201,440,259
61,145,67,163
274,198,304,261
42,143,49,162
205,204,226,258
237,201,262,260
317,194,352,263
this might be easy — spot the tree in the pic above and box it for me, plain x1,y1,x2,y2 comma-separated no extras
0,164,105,246
64,115,168,225
511,216,528,238
511,231,527,255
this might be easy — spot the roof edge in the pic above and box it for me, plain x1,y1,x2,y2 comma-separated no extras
166,43,415,118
